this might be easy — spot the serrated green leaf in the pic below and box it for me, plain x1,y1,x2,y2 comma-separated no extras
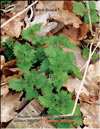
6,36,13,48
73,2,86,16
35,46,46,62
32,23,43,32
25,88,38,100
8,77,24,91
21,23,42,40
32,36,41,44
38,94,56,108
13,41,35,72
40,59,50,73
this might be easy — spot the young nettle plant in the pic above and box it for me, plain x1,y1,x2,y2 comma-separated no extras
2,23,83,128
73,1,100,23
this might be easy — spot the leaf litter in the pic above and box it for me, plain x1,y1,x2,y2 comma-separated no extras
0,0,100,128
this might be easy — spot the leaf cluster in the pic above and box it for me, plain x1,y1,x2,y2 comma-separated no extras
73,1,100,23
39,90,83,128
1,23,83,128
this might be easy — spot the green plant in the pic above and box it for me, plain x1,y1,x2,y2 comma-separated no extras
1,37,15,61
81,46,99,62
39,90,83,128
73,1,100,23
2,23,83,128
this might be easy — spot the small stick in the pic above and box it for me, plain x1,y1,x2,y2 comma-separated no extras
86,1,94,36
71,41,99,116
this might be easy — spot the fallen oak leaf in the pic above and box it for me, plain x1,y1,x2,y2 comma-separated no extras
57,22,89,45
63,76,89,96
36,1,82,28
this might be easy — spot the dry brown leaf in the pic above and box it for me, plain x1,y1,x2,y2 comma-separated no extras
1,91,22,122
3,68,20,77
13,1,28,14
79,61,100,105
1,1,28,41
63,76,89,96
1,84,9,97
2,60,16,69
79,94,99,104
1,18,24,42
57,23,89,44
80,103,100,128
84,60,100,99
63,1,73,12
63,47,87,70
2,60,17,77
36,1,82,28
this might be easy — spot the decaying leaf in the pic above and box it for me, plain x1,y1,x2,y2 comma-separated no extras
63,47,87,70
1,18,24,42
1,1,28,41
63,76,89,96
80,103,100,128
57,23,89,44
36,1,82,28
1,91,22,122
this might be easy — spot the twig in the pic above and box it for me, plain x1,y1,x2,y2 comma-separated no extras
71,41,99,116
0,1,38,28
86,1,94,36
72,42,93,115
